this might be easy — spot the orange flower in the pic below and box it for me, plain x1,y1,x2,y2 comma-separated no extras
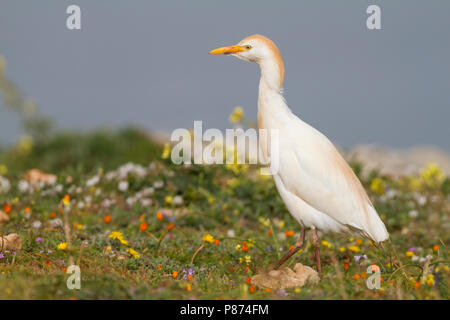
139,215,145,221
157,264,162,270
230,266,235,271
353,274,361,280
156,211,163,220
285,230,294,237
242,244,249,252
265,288,271,292
167,223,175,230
414,281,421,289
268,229,272,236
249,285,255,293
24,207,31,214
172,270,178,278
246,277,251,284
187,284,192,291
139,221,148,232
50,212,57,218
104,215,111,223
289,245,294,251
214,239,220,245
343,263,349,270
3,204,11,214
356,239,363,245
187,275,193,281
361,272,367,279
62,267,67,273
433,245,439,252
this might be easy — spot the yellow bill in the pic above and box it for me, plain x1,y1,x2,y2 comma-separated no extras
209,45,245,55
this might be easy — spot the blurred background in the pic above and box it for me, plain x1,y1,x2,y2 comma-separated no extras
1,0,449,173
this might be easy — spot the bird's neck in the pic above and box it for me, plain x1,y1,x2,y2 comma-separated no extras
257,60,292,129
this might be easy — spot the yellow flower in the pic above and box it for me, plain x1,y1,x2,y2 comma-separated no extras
0,164,7,175
161,143,171,159
57,242,68,250
165,196,173,205
229,106,244,123
108,231,128,245
348,245,361,252
370,178,385,195
406,251,414,257
202,234,215,244
421,163,444,188
321,240,332,248
239,255,251,265
339,247,346,253
16,135,33,155
425,274,435,286
126,248,140,259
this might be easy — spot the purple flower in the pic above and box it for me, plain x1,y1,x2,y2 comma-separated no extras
182,267,195,279
408,247,416,252
0,254,4,259
35,237,42,243
276,289,288,297
354,254,367,262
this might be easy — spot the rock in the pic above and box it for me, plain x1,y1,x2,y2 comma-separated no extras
0,233,22,251
0,210,9,225
251,263,320,290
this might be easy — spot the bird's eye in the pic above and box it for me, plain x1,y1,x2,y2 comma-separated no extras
244,45,252,50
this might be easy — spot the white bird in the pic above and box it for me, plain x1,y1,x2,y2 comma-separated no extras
209,35,389,272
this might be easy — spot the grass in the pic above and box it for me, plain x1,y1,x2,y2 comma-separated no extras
0,128,448,299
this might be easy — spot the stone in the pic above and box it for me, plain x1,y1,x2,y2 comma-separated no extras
0,233,22,252
251,263,320,290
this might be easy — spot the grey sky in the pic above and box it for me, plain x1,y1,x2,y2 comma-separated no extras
1,0,449,150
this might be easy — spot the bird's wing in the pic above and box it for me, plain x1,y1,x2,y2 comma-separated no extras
276,121,388,242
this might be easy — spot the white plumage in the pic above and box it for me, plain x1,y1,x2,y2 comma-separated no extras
210,34,388,270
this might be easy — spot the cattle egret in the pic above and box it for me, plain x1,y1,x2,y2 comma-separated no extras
209,35,389,272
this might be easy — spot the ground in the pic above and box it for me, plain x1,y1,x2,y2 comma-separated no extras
0,128,448,299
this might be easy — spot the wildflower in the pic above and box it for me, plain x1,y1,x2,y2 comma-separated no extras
370,177,385,195
425,274,435,286
161,143,171,159
186,284,192,291
108,231,128,245
239,255,251,265
126,248,140,259
35,237,42,243
294,288,301,294
157,264,162,269
3,204,11,214
276,289,288,297
50,212,57,219
183,268,195,280
408,210,419,218
104,215,111,223
229,106,244,123
432,245,439,252
156,211,164,220
321,240,332,248
354,255,367,262
165,196,173,205
348,245,361,252
284,230,294,238
355,239,363,245
235,244,241,251
268,229,273,236
245,277,251,284
172,270,178,279
0,254,4,259
343,263,349,270
57,242,68,250
214,239,220,245
242,243,249,252
421,163,444,188
202,233,215,244
406,251,414,258
139,221,148,232
353,274,361,280
62,195,70,207
249,285,255,293
118,181,129,192
339,247,346,253
167,223,175,230
173,195,183,206
265,288,271,293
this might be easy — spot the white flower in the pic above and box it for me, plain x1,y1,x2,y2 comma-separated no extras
0,176,11,193
118,181,129,192
54,184,64,193
227,229,236,237
86,175,100,187
31,220,42,230
173,195,183,206
411,255,419,262
408,210,419,218
18,180,30,193
153,181,164,189
140,198,152,207
78,201,85,209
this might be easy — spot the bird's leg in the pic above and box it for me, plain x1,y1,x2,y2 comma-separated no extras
272,227,305,270
311,228,322,273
